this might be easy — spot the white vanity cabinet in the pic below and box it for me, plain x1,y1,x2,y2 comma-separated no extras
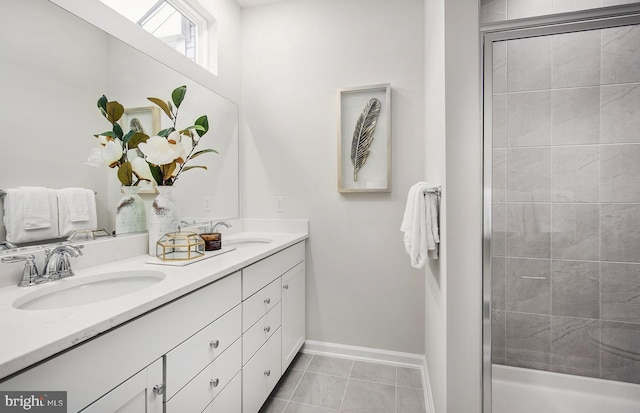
0,239,307,413
241,241,305,412
80,359,163,413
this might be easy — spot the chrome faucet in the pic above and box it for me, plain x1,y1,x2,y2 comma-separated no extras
1,245,84,287
43,245,83,279
211,221,231,233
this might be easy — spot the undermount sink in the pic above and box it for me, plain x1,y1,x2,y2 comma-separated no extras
223,237,273,247
13,270,166,311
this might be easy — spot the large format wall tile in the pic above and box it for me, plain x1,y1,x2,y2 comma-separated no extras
552,260,600,319
493,94,507,148
601,321,640,384
601,84,640,144
552,204,600,260
507,0,553,20
506,312,552,370
481,0,507,23
601,262,640,323
551,88,600,146
493,41,507,93
551,146,599,202
506,258,551,314
507,91,552,147
507,147,551,202
551,316,600,378
492,310,507,365
507,203,551,258
508,36,552,92
601,204,640,262
552,30,601,88
601,144,640,203
602,25,640,85
493,149,506,202
492,256,506,311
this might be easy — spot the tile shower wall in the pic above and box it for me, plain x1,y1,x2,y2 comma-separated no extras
490,25,640,385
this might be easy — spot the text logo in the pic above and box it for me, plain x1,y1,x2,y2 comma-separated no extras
0,392,66,412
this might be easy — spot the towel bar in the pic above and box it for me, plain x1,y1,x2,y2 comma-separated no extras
0,189,96,196
423,186,441,196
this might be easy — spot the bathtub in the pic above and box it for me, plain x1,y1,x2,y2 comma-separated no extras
492,365,640,413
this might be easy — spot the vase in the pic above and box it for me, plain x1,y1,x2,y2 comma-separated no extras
148,186,179,256
115,186,147,235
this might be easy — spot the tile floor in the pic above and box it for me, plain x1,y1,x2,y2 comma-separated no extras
259,353,427,413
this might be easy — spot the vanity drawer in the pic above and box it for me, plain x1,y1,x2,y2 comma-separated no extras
242,328,282,413
165,337,241,412
165,304,241,398
243,277,281,332
243,302,281,365
202,370,241,413
242,241,304,299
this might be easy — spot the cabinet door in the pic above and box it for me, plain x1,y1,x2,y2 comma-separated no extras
80,358,163,413
281,261,305,371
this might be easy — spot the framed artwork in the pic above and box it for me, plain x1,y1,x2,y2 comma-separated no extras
120,106,161,194
337,84,391,193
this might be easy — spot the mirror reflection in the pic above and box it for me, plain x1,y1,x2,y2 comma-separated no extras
0,0,239,252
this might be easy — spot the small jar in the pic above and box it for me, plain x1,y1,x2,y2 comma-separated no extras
199,232,222,251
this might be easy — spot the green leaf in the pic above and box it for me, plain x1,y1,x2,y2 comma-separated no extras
190,149,218,159
117,162,133,186
180,125,206,133
182,165,208,173
149,164,163,185
128,132,149,149
94,131,115,138
113,122,123,139
157,128,173,138
97,95,108,114
121,130,137,145
171,85,187,108
163,162,177,181
106,101,125,124
147,97,173,120
194,115,209,137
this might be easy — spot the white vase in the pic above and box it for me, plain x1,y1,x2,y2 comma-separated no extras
148,186,179,256
115,186,147,235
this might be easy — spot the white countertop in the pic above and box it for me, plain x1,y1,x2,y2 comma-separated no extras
0,230,307,380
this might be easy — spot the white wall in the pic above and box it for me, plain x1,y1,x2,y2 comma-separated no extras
424,0,483,412
241,0,426,354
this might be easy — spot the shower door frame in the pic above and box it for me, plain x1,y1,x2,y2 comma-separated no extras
481,4,640,413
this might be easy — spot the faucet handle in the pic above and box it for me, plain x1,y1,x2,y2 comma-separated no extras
44,245,83,279
2,255,40,287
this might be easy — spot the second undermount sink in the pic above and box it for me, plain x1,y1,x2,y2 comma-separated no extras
13,270,166,311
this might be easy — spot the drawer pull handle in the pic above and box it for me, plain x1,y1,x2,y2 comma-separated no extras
153,384,165,395
264,369,271,377
264,298,271,304
210,378,220,387
283,284,289,290
210,340,220,349
264,325,271,333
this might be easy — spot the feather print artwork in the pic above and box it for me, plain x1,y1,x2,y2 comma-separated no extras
351,98,381,181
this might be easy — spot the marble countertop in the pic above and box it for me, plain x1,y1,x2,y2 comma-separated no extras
0,229,308,380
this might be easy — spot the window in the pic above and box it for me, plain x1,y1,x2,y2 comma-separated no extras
100,0,210,69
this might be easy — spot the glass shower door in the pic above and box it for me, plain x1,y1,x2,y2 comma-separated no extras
486,17,640,412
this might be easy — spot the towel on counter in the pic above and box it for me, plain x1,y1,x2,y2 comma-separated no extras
401,182,440,268
57,188,97,237
3,187,60,243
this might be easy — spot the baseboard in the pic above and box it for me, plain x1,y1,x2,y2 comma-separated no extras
302,339,425,368
302,340,436,412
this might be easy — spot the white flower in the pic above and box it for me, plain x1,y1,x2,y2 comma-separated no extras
98,135,111,146
138,135,181,165
102,139,123,167
85,147,104,167
131,157,154,181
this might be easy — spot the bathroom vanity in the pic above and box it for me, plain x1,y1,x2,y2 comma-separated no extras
0,228,307,413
